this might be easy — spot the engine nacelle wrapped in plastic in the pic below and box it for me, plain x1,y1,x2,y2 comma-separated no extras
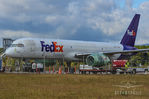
86,53,110,67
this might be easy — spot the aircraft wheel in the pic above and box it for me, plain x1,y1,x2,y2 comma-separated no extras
132,69,136,74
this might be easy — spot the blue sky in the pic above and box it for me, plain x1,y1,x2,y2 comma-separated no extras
118,0,148,8
133,0,148,7
0,0,149,47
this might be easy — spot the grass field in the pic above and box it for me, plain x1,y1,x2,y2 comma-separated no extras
0,73,149,99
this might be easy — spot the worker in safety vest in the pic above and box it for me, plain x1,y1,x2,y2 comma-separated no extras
125,61,129,69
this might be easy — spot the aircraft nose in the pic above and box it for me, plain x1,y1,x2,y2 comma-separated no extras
5,48,13,57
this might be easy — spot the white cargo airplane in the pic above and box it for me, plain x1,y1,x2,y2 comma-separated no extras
4,14,149,66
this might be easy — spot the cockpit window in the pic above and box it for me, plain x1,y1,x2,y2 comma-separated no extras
11,44,24,47
17,44,24,47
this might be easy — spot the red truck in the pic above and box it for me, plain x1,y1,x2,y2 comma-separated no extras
112,60,128,68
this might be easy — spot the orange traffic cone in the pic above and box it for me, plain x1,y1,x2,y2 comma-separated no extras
61,65,62,73
58,67,62,74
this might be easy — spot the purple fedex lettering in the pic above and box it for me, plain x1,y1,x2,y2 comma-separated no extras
40,41,45,51
45,45,50,52
40,41,55,52
50,43,55,52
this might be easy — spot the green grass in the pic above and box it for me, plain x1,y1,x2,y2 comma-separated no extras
0,74,149,99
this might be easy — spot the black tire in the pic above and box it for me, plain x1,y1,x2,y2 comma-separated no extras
132,69,136,74
120,72,124,74
111,70,116,74
145,69,148,73
93,71,97,74
82,71,86,74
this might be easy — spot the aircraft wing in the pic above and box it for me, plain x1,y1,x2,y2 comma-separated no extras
75,49,149,58
103,49,149,55
75,53,91,58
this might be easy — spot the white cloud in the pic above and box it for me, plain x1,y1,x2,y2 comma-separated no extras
0,30,34,38
126,0,133,10
135,39,149,45
45,16,58,23
134,1,149,45
0,29,77,41
0,0,56,23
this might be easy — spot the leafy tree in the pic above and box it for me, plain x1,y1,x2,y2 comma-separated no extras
129,45,149,67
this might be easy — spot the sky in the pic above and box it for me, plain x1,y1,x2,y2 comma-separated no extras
0,0,149,47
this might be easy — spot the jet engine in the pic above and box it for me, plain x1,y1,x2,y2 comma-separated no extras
86,53,110,67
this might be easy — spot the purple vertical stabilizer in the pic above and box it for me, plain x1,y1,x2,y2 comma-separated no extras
120,14,140,47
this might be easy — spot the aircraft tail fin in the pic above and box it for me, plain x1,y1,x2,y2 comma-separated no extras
120,14,140,47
